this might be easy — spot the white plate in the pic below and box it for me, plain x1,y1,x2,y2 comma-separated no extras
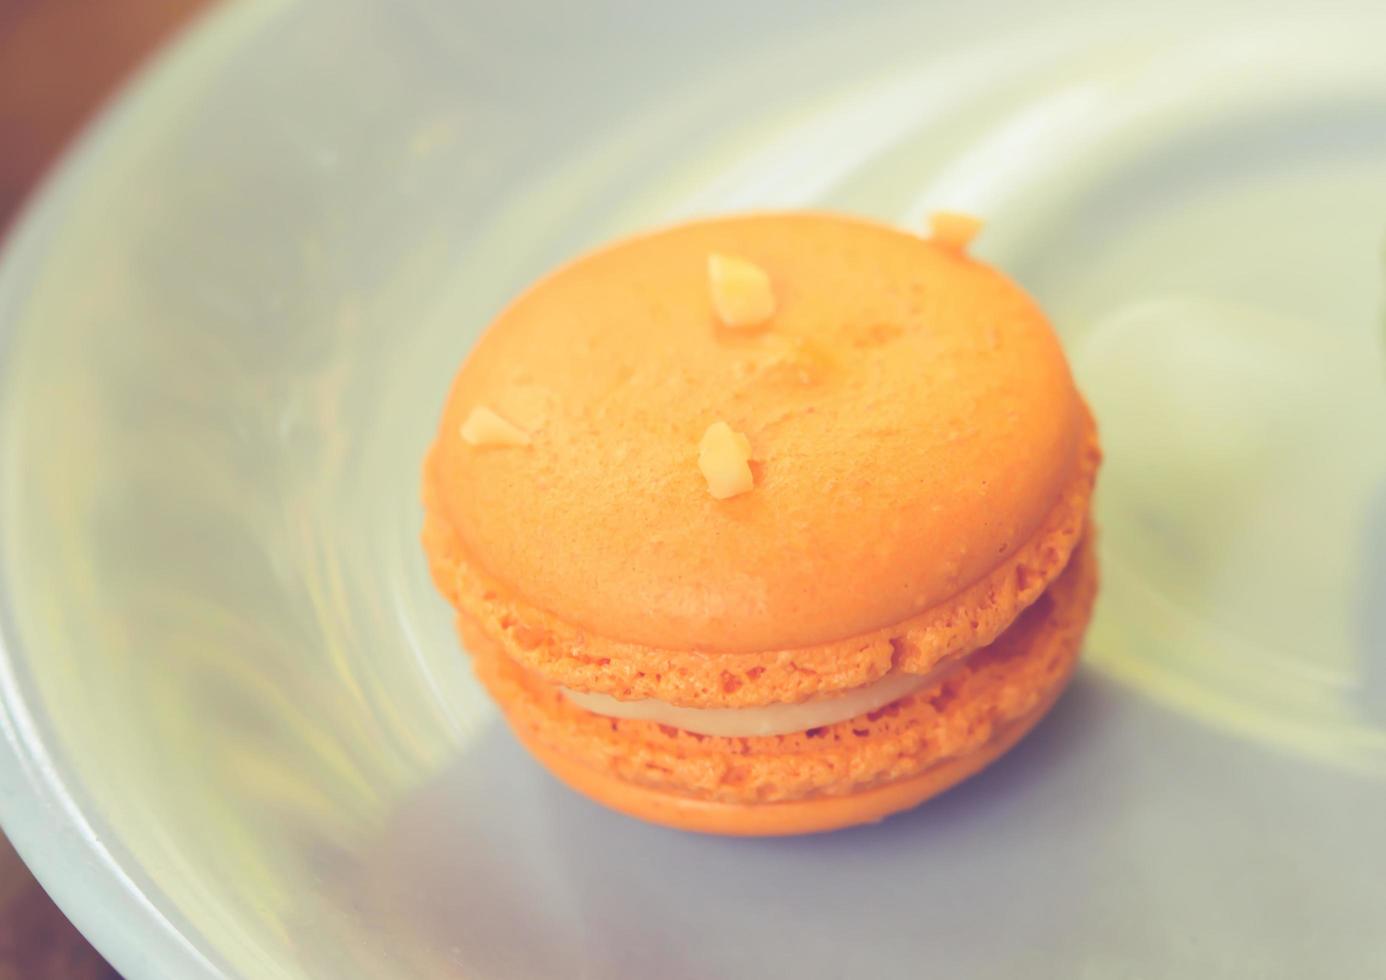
1,1,1384,977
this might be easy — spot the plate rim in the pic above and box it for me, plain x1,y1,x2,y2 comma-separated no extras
0,2,290,976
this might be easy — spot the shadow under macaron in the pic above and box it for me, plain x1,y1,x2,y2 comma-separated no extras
356,659,1386,978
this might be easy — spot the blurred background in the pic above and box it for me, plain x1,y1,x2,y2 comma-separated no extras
1,6,203,976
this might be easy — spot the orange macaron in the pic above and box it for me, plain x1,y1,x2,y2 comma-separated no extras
423,211,1100,835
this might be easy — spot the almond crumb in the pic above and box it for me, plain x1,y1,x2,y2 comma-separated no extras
460,406,531,447
698,421,754,499
928,211,984,252
773,335,833,385
707,253,775,328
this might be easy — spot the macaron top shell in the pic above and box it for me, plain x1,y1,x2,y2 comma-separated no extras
432,212,1084,654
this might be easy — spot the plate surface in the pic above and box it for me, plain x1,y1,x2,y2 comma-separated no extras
1,1,1384,977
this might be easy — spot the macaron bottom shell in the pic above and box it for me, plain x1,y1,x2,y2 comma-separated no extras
465,536,1097,836
506,679,1069,836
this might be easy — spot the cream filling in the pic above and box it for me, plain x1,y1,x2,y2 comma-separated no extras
560,661,958,738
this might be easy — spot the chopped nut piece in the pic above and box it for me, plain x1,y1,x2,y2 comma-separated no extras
707,253,775,328
928,211,984,252
460,406,531,447
766,334,833,385
698,421,754,499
